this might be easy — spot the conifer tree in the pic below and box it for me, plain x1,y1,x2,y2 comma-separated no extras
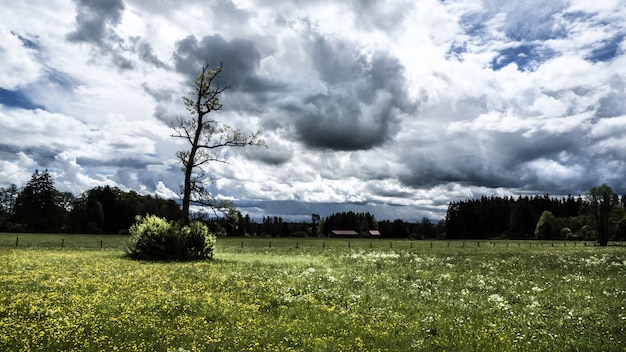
14,169,62,232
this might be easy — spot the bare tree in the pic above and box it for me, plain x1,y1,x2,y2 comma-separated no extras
172,63,264,224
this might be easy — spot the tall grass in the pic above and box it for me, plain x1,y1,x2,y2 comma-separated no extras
0,236,624,351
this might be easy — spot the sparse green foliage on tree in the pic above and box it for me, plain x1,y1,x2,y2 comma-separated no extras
171,63,265,224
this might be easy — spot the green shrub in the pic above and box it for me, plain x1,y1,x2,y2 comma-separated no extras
126,215,215,260
182,220,216,259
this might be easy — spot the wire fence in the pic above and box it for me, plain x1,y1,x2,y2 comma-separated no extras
1,233,614,251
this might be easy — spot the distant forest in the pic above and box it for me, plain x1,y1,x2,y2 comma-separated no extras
2,170,625,242
446,194,624,241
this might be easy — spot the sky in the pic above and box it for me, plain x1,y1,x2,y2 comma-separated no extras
1,0,626,222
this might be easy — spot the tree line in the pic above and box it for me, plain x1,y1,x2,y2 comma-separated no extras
206,213,311,237
0,169,316,237
446,184,626,245
3,169,623,246
0,170,182,234
318,211,445,239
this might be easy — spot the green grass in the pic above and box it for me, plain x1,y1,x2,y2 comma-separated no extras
0,233,129,249
0,235,625,351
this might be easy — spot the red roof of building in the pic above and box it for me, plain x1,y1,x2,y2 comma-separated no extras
331,230,359,236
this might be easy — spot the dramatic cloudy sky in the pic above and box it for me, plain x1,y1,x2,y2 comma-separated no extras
2,0,626,222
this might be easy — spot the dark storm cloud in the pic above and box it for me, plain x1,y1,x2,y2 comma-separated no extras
397,118,591,193
244,147,292,166
172,34,280,93
292,35,415,151
66,0,125,46
293,94,391,151
131,38,169,69
66,0,138,70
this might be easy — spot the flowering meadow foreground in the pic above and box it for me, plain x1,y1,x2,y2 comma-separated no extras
0,236,625,351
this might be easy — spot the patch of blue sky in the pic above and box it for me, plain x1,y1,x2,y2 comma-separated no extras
445,41,467,62
0,88,45,110
586,35,624,63
491,44,556,71
459,6,567,43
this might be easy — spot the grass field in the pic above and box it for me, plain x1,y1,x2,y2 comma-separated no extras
1,234,625,351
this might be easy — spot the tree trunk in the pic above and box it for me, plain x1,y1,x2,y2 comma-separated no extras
181,164,192,225
181,106,204,224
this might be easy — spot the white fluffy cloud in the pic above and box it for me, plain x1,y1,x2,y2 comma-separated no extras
0,26,42,89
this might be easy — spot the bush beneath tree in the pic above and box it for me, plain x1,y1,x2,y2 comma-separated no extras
126,215,216,260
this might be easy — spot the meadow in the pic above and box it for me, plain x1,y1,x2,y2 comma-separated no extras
0,234,625,351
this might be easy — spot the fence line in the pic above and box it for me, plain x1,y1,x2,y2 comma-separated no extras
226,239,596,250
4,236,126,249
0,235,605,250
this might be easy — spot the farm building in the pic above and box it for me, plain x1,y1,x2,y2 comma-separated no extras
330,230,380,238
330,230,359,238
368,230,381,237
